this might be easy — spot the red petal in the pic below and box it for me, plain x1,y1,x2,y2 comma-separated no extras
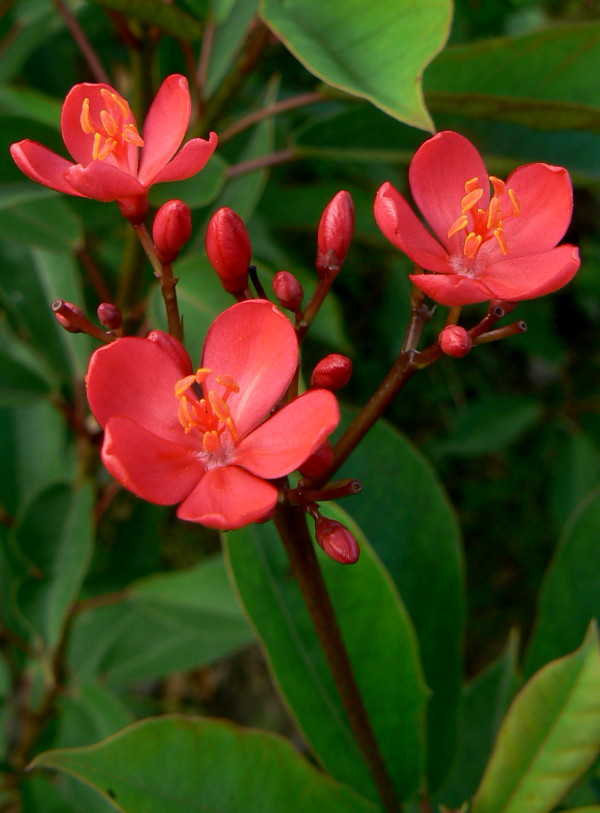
10,141,84,196
177,465,278,530
410,131,489,253
137,75,192,186
65,161,146,201
409,272,495,306
500,163,574,255
151,133,218,185
479,244,580,301
202,300,298,439
233,390,340,478
86,331,193,445
374,182,451,272
102,416,204,504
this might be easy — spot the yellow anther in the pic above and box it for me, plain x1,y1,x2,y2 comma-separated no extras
100,110,118,137
100,88,130,119
174,375,196,399
216,374,240,394
209,390,231,424
448,214,469,239
461,188,484,213
92,132,103,160
195,368,211,384
464,177,480,193
494,227,509,255
177,397,194,433
489,176,506,197
486,197,501,230
122,124,144,147
80,99,94,134
225,416,239,443
96,137,117,161
464,232,482,258
203,431,219,453
508,188,521,217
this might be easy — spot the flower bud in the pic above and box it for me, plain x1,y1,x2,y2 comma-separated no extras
311,354,352,390
273,271,303,312
152,199,192,263
52,299,86,333
299,440,334,479
97,302,122,330
439,325,472,358
316,190,354,277
315,517,360,564
205,207,251,294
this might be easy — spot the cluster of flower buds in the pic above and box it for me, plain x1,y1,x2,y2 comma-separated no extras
315,191,355,278
205,207,251,295
152,199,192,264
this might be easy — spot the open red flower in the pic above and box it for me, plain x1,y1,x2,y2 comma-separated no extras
10,74,217,221
374,131,580,306
86,300,339,530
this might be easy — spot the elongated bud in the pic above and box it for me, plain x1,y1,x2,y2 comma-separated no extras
316,190,354,278
52,300,87,333
97,302,122,330
205,207,251,294
439,325,472,358
152,199,192,263
299,440,334,479
311,354,352,390
273,271,303,312
315,517,360,564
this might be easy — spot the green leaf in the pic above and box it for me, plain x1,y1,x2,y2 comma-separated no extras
205,0,259,95
225,504,428,803
549,431,600,534
524,488,600,677
337,414,464,790
89,0,203,40
0,320,56,406
55,683,135,749
68,554,253,687
0,7,61,84
0,194,82,253
260,0,452,130
472,625,600,813
149,153,227,209
437,632,519,809
425,22,600,132
31,716,379,813
0,86,61,127
13,482,94,649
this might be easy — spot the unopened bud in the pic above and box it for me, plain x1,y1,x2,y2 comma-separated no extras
205,207,251,294
299,440,334,479
439,325,472,358
52,300,86,333
152,199,192,263
97,302,122,330
311,354,352,390
315,517,360,564
316,190,354,277
273,271,303,312
118,194,149,225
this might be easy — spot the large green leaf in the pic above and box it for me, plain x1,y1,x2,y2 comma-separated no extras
68,554,253,687
524,488,600,677
337,415,464,790
89,0,203,39
0,194,82,253
225,504,427,804
13,482,94,649
31,716,379,813
260,0,452,130
472,625,600,813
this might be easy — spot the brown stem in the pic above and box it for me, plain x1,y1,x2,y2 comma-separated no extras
296,269,338,342
274,503,402,813
53,0,110,83
225,147,297,179
220,91,325,143
133,224,183,342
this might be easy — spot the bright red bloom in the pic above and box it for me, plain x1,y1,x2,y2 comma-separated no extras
10,75,217,221
86,300,339,530
374,131,580,306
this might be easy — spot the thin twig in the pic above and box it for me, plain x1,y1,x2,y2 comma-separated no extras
53,0,110,83
220,91,325,143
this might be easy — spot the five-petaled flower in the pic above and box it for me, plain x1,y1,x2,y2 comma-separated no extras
374,130,580,306
10,74,217,222
86,300,339,530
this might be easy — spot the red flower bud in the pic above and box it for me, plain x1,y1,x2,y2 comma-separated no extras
316,190,354,277
299,439,334,479
273,271,303,312
152,199,192,263
439,325,472,358
205,207,251,294
315,517,360,564
311,354,352,390
97,302,122,330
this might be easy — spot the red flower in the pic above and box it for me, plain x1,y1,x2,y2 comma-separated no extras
10,75,217,221
374,131,580,306
86,300,339,530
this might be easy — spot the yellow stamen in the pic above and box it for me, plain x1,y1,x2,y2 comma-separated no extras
464,177,480,193
203,431,219,453
448,214,469,239
461,187,484,213
489,176,506,196
100,110,118,137
464,232,482,258
486,197,501,230
174,375,196,399
509,188,521,217
494,227,509,255
80,99,94,134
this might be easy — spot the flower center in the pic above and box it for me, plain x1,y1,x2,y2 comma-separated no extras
80,88,144,162
447,176,521,261
174,368,240,457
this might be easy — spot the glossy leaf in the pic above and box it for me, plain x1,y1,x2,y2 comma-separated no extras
260,0,451,130
225,504,428,803
55,683,134,749
205,0,259,95
0,195,82,252
524,488,600,677
549,432,600,534
32,716,379,813
13,482,94,649
88,0,203,39
472,625,600,813
337,414,464,789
